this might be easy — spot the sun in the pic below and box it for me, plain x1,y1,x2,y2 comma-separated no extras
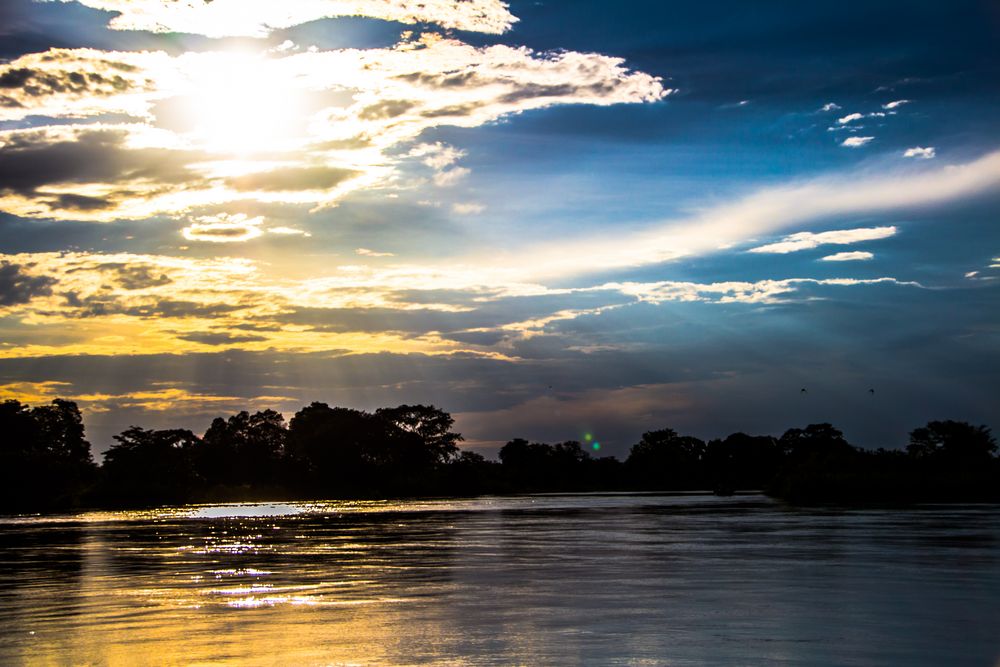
179,52,308,155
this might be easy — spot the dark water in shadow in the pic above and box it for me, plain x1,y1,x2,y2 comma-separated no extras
1,494,998,665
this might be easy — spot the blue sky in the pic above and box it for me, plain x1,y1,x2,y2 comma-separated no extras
0,0,997,457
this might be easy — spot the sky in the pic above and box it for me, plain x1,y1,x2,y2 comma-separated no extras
0,0,998,458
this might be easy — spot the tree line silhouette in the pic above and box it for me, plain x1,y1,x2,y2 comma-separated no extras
1,398,997,511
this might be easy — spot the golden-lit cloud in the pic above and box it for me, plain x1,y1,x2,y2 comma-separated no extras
181,214,265,243
57,0,520,37
0,380,295,415
0,251,924,362
0,38,669,221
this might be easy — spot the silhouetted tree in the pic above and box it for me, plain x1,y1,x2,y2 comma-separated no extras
498,438,594,490
779,423,854,459
626,428,706,489
907,420,997,465
705,433,782,490
286,403,373,486
101,427,200,505
375,404,462,464
771,423,862,502
0,399,95,510
197,410,287,487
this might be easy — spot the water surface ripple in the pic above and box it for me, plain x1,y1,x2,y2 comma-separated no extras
1,494,998,665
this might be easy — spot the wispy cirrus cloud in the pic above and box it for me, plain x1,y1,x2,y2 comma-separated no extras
749,227,896,254
55,0,520,37
471,149,1000,279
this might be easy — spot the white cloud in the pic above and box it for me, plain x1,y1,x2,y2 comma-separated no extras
408,143,467,171
883,99,911,109
749,227,896,254
838,112,865,124
606,277,919,305
433,167,471,187
57,0,520,37
470,149,1000,280
0,39,669,220
453,202,486,215
268,226,311,237
821,102,841,112
821,251,874,262
841,136,874,148
903,146,936,160
965,271,980,279
356,248,396,257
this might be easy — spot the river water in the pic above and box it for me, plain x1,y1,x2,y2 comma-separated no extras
0,494,998,666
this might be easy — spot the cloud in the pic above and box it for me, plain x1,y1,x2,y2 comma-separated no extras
838,112,864,124
0,123,209,220
903,146,936,160
749,227,896,254
0,48,171,122
57,0,520,37
841,136,874,148
408,143,466,171
356,248,396,257
821,251,875,262
0,248,925,363
0,261,56,306
176,332,268,346
181,214,264,243
433,167,471,187
605,277,918,306
0,39,668,220
821,103,841,112
453,202,486,215
478,149,1000,280
883,99,911,109
268,226,311,237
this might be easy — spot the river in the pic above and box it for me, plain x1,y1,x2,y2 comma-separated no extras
1,494,998,665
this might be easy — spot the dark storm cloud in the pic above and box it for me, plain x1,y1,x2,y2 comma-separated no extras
0,261,56,306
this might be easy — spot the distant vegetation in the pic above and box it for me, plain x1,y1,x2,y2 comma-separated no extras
1,398,997,512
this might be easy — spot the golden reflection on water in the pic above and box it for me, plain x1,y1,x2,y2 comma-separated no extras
2,496,999,666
